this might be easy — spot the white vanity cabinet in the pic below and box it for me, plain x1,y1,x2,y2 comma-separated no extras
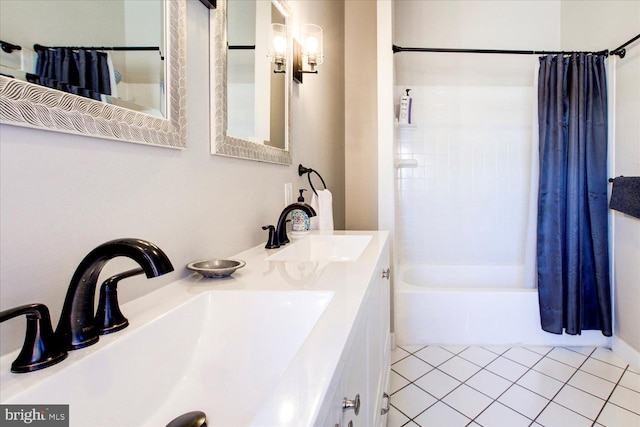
321,241,391,427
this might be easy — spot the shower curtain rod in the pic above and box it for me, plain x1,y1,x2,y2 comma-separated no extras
33,43,163,60
34,44,161,53
393,34,640,58
1,40,21,54
228,45,256,50
610,33,640,58
392,45,612,57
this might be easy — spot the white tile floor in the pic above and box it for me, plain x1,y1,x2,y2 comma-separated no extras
389,345,640,427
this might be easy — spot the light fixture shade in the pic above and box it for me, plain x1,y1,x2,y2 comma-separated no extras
301,24,323,70
269,23,287,71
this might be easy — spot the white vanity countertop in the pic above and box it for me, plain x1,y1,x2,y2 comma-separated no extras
0,230,389,426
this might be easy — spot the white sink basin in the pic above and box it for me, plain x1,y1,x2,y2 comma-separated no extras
265,235,372,262
1,290,333,426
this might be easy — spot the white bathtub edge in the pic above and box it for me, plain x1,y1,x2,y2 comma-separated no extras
395,279,611,348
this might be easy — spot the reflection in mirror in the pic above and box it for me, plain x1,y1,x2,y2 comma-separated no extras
226,1,285,149
269,5,286,149
0,0,186,149
212,0,291,164
1,0,164,117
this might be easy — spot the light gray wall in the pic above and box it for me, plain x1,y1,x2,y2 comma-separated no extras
290,0,345,216
345,0,379,230
0,0,345,354
613,48,640,357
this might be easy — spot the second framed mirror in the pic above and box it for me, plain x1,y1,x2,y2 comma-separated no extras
211,0,292,164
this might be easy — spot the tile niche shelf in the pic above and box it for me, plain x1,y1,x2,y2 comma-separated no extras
395,122,418,129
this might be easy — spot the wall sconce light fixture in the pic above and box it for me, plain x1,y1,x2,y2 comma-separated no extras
269,23,287,73
293,24,324,84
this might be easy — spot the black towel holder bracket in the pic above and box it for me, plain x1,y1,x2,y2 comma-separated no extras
298,164,327,196
609,176,624,183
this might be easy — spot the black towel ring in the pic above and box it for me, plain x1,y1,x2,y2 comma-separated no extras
298,164,327,196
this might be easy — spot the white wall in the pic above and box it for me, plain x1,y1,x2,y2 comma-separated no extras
0,1,126,48
392,1,559,267
560,0,640,361
394,86,534,266
0,0,345,354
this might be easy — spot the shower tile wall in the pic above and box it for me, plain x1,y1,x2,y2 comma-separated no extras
395,86,533,265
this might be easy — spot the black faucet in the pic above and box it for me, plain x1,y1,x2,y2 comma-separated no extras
95,267,144,335
0,303,68,373
274,203,317,247
55,238,174,350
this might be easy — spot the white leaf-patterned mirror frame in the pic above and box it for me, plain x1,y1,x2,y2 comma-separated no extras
211,0,292,164
0,0,187,149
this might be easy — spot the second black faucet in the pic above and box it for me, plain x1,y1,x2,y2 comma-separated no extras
263,203,317,249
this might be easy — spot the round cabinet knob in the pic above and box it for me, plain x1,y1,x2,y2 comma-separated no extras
382,268,391,279
342,394,360,415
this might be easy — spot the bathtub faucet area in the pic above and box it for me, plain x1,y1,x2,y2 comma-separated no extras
55,238,174,351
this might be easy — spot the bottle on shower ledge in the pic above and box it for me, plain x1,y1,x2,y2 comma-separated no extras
291,189,310,235
398,88,412,124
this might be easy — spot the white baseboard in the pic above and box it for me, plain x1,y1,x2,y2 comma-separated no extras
612,335,640,372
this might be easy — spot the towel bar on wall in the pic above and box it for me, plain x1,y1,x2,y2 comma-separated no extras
298,164,327,196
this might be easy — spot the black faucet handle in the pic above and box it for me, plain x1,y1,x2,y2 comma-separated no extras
95,267,144,335
262,225,280,249
0,303,68,373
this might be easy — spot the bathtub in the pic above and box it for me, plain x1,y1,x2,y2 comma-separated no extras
394,264,610,347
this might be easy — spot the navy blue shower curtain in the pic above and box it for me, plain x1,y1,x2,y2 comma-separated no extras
31,48,111,101
537,53,612,337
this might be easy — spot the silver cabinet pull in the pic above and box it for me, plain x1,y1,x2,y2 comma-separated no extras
380,392,390,415
342,394,360,415
382,268,391,279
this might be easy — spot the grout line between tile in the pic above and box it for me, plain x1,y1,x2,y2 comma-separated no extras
390,346,636,427
531,348,600,425
592,365,634,423
468,357,538,424
389,403,416,426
